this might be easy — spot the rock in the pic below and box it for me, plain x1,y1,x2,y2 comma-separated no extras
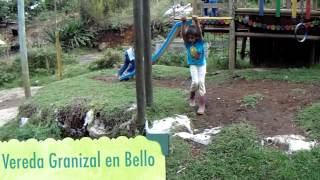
84,109,94,127
87,118,135,138
20,117,29,127
88,119,110,138
98,42,107,51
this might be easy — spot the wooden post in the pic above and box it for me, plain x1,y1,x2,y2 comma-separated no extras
229,0,236,69
17,0,31,98
55,31,62,80
143,0,153,107
133,0,146,131
45,57,50,75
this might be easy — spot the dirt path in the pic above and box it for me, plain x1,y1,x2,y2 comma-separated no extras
155,77,320,136
78,53,103,64
0,87,42,127
94,75,320,136
197,79,320,136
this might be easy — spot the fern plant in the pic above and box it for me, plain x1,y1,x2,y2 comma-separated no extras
45,19,96,50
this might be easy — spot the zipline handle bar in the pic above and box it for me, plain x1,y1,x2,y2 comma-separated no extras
174,17,233,21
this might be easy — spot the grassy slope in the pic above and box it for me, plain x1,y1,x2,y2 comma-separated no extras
0,66,190,141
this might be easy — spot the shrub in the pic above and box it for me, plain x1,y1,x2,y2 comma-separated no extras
89,49,122,70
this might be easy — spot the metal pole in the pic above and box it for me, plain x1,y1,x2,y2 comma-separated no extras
133,0,146,131
143,0,153,107
17,0,31,98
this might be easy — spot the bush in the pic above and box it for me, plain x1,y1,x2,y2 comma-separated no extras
0,46,7,56
13,47,56,74
0,62,15,86
158,52,187,67
207,49,229,70
13,46,78,74
89,49,122,70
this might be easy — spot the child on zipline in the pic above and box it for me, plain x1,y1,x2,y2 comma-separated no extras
118,46,135,81
181,15,207,115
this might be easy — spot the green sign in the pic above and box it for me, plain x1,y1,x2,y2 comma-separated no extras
0,136,165,180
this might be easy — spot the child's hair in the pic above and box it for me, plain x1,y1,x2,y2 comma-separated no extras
185,25,201,39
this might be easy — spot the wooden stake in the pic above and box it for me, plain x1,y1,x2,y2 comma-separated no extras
17,0,31,98
55,31,62,80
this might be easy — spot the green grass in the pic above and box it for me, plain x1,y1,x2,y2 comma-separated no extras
0,119,61,141
167,123,320,180
236,67,320,83
166,137,192,180
241,93,264,108
152,65,189,79
0,63,91,90
296,103,320,140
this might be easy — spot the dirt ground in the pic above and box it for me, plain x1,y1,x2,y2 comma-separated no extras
95,75,320,137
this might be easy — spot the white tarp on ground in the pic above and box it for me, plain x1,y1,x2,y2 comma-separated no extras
174,127,222,145
145,115,222,145
262,135,317,154
146,115,193,134
164,3,193,17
